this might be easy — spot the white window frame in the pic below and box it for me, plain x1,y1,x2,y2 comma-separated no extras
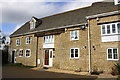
114,0,120,5
30,18,36,30
70,48,79,59
107,48,119,60
19,49,23,57
101,22,120,36
16,38,20,46
70,30,79,41
25,49,31,57
43,35,54,44
26,37,31,44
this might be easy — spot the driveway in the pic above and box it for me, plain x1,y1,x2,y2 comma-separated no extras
2,65,97,79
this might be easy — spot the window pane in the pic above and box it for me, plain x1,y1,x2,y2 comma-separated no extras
114,54,118,59
71,31,74,39
112,24,116,33
108,49,112,59
113,49,118,59
107,25,110,34
102,25,106,34
50,51,52,58
75,31,78,39
71,49,74,58
75,49,78,57
117,23,120,33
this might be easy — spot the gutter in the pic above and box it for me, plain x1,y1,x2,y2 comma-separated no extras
86,10,120,19
10,23,87,38
87,19,91,73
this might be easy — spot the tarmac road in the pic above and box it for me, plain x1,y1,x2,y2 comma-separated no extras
2,65,97,80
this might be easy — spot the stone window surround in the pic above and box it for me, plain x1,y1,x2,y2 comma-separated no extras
16,38,20,46
101,22,120,35
107,48,119,60
43,35,54,44
70,30,79,41
70,48,79,59
26,37,31,44
25,49,31,57
19,49,23,57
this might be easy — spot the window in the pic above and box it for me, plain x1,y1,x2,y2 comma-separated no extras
102,25,106,34
16,38,20,46
70,30,79,40
114,0,120,5
19,49,23,57
26,37,31,44
44,35,54,43
112,24,116,33
107,25,110,34
30,20,36,30
117,23,120,33
101,22,120,35
25,49,31,57
107,48,118,60
70,48,79,59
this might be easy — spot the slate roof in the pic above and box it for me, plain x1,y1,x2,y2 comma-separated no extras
10,1,120,37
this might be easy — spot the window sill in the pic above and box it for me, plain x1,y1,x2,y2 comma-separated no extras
18,56,23,57
70,39,79,41
26,43,30,44
69,58,79,60
16,45,20,46
107,59,119,61
25,56,31,58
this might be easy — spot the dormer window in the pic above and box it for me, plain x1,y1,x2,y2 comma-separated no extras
114,0,120,5
30,17,36,30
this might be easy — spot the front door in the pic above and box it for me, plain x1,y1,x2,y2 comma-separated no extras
45,50,49,65
12,50,16,63
44,49,53,67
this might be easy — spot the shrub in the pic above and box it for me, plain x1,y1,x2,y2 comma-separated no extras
115,61,120,75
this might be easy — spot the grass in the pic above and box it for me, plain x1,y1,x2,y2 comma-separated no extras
3,63,36,68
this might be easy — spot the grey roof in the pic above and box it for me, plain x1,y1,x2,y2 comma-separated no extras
10,1,120,37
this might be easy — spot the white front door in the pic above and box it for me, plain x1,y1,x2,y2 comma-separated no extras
44,49,53,67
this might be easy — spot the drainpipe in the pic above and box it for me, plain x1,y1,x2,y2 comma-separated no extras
87,19,91,73
36,36,38,67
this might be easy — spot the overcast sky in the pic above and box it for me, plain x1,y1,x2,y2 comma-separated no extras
0,0,105,38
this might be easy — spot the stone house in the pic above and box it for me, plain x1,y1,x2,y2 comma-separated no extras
10,0,120,73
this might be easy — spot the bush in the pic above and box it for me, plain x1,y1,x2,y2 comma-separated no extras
115,61,120,75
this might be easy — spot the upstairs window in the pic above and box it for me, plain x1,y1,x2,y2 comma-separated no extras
44,35,54,43
114,0,120,5
26,37,31,44
19,49,23,57
30,18,36,30
70,30,79,40
16,38,20,46
70,48,79,59
101,22,120,35
107,48,118,60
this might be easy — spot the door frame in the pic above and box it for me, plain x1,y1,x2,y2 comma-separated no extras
12,49,17,63
43,49,53,67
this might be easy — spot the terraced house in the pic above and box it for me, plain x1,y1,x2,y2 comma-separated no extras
10,0,120,73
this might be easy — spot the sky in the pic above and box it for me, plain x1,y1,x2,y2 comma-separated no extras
0,0,105,42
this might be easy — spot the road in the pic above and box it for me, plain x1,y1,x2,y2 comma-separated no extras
2,65,97,80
